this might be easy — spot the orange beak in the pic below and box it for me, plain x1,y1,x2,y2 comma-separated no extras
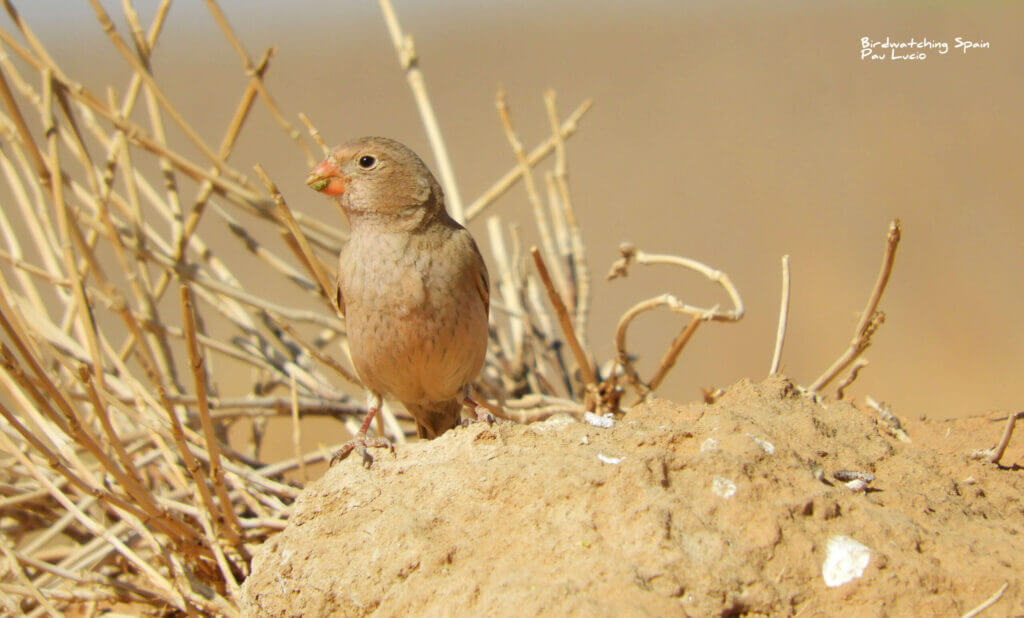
306,159,346,195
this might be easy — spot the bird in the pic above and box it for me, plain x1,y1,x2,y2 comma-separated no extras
306,137,491,466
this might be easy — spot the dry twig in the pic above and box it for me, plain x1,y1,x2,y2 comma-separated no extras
466,99,591,221
961,582,1009,618
496,88,568,302
808,220,901,393
377,0,463,221
865,396,911,443
770,254,790,375
531,248,597,410
835,359,868,400
969,412,1021,466
607,242,744,400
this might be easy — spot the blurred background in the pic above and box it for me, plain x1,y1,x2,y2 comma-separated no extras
6,0,1022,427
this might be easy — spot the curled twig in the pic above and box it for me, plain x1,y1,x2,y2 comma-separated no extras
835,358,868,400
608,242,744,398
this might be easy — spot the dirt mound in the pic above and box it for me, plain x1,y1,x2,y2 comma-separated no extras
240,377,1023,616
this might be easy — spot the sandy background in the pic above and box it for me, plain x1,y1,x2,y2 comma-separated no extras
11,0,1023,425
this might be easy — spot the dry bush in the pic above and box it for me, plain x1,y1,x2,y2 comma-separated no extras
0,1,929,615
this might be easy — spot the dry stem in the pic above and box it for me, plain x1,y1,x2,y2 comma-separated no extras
835,358,868,400
180,285,246,548
466,98,592,221
647,315,702,395
290,375,307,483
864,396,911,443
969,411,1021,466
496,87,568,302
531,247,597,410
961,582,1009,618
769,254,790,375
608,243,744,399
377,0,464,222
543,91,590,349
808,220,901,393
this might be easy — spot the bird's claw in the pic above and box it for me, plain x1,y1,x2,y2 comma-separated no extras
461,406,496,428
330,436,395,468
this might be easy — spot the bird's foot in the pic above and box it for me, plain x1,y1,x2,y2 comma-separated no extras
459,394,499,427
461,408,495,427
330,436,395,468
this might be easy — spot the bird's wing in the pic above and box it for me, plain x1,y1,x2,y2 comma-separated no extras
334,273,346,317
470,237,490,315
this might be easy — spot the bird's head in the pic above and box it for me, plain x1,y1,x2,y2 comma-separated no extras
306,137,443,223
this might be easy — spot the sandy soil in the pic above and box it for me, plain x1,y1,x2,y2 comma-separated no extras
240,376,1023,616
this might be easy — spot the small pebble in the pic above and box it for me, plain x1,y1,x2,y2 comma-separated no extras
583,412,615,428
810,463,825,481
833,470,875,483
747,434,775,455
844,479,868,492
712,476,736,499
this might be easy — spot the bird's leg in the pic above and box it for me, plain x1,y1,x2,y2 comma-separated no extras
458,388,500,426
330,394,395,468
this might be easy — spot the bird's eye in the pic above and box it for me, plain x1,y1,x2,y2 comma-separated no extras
358,155,376,169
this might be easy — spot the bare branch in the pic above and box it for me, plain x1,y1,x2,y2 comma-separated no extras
467,98,591,221
808,220,901,393
531,247,597,411
377,0,463,221
608,243,744,398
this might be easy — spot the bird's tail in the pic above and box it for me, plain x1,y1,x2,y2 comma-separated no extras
404,398,463,439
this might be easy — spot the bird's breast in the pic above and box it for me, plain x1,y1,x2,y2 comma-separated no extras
337,228,487,402
340,232,428,315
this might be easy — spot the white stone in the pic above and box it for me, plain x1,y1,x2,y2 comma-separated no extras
711,476,736,499
822,536,871,587
583,411,615,428
747,434,775,455
845,479,868,492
